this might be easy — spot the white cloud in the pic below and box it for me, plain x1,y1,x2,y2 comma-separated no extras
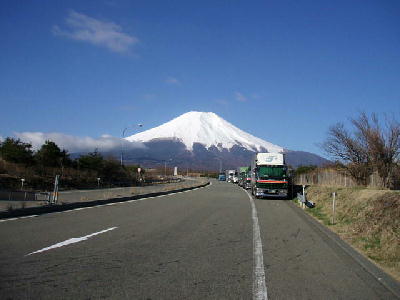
235,92,248,102
53,10,139,54
165,77,181,85
14,132,146,153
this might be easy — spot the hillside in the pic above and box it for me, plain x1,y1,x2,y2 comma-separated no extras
298,186,400,281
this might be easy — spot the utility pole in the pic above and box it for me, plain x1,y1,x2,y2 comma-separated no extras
215,157,222,173
164,158,172,177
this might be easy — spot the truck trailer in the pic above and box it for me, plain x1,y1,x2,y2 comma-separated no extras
251,153,289,198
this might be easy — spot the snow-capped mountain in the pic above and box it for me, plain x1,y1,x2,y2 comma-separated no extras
110,111,329,170
126,111,283,153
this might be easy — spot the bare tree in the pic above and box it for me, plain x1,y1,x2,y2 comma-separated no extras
353,113,400,188
322,113,400,188
322,122,371,185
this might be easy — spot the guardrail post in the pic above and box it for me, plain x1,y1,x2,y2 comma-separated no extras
331,192,336,225
52,175,60,205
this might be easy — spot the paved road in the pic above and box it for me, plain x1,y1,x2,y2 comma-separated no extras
0,180,398,299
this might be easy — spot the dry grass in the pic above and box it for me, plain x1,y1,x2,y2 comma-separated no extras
302,185,400,281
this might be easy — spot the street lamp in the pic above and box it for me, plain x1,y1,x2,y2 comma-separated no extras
121,124,143,166
21,178,25,190
215,157,222,173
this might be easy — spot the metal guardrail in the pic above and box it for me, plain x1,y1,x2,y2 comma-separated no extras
297,192,305,203
0,178,184,204
0,191,51,202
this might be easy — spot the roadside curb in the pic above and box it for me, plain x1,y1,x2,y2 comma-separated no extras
0,181,210,219
287,200,400,299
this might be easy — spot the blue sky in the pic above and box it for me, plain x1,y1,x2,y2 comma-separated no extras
1,0,399,157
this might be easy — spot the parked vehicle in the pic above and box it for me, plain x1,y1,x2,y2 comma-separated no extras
237,166,250,187
251,153,289,198
225,170,236,183
232,175,238,184
218,173,226,181
243,168,252,189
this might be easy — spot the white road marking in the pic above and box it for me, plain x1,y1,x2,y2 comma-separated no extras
0,215,38,222
244,190,268,300
1,182,211,222
26,227,117,256
18,215,38,219
0,218,17,223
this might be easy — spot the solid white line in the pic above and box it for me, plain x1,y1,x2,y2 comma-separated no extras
245,190,268,300
0,218,17,223
18,215,38,219
0,215,38,222
1,182,212,223
26,227,118,256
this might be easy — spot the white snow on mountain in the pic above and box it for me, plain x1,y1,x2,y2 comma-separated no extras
125,111,283,153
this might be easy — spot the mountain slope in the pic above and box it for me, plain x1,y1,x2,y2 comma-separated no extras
126,111,283,153
116,111,331,170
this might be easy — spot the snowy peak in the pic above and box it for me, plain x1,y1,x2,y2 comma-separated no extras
125,111,283,153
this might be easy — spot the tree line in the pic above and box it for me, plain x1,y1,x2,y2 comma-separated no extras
0,138,142,190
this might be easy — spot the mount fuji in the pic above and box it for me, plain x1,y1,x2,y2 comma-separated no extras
126,111,282,153
119,111,328,170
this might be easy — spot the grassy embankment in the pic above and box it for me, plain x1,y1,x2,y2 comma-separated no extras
294,185,400,281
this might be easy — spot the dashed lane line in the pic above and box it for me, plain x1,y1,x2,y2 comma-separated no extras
25,227,118,256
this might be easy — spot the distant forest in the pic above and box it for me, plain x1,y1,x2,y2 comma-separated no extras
0,138,142,191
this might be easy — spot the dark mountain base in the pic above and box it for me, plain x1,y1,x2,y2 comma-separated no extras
102,140,330,171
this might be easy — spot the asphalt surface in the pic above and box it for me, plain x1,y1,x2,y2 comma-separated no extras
0,180,398,299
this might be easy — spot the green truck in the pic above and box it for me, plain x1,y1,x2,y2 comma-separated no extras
251,153,290,198
237,166,251,189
